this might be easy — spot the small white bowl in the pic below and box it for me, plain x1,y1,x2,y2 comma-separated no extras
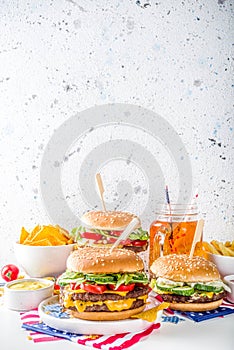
223,275,234,304
14,242,76,277
207,252,234,278
4,278,54,311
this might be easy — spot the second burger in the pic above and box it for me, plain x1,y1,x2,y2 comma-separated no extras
71,211,149,252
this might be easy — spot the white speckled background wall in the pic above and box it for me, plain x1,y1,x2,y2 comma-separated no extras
0,0,233,267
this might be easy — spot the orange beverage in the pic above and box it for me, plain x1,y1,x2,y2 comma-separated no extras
149,204,199,267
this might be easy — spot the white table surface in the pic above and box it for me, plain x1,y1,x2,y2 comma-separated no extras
0,301,233,350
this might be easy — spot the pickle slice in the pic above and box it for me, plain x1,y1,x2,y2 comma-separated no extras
156,283,174,292
171,286,194,296
194,283,222,293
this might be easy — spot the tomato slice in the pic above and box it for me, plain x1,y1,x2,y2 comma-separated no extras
129,240,148,247
120,239,132,245
70,282,81,290
106,237,117,244
108,283,135,292
80,232,103,240
109,230,123,237
80,283,107,294
135,283,147,288
1,264,19,282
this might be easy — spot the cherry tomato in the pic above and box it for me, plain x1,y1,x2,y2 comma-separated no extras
54,283,60,291
108,283,135,292
1,264,19,282
80,283,107,294
52,282,60,295
80,232,103,241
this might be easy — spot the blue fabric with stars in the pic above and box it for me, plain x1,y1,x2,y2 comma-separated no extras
178,306,234,322
22,321,83,339
22,303,83,338
162,315,185,324
42,303,70,319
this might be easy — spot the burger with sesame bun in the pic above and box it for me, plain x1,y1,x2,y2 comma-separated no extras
57,247,150,321
70,211,149,253
150,254,231,312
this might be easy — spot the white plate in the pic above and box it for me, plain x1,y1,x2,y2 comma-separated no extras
38,295,162,335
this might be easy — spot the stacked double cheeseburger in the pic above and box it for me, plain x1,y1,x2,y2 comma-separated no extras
58,247,150,320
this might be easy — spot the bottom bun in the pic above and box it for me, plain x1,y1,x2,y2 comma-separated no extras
68,305,146,321
169,298,223,312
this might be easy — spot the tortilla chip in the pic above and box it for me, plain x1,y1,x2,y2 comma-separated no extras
27,238,53,246
20,227,29,244
131,302,170,322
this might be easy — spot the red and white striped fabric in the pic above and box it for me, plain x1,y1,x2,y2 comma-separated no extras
20,309,161,349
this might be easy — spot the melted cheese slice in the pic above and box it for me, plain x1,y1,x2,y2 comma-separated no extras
64,294,148,313
201,292,214,298
153,287,214,299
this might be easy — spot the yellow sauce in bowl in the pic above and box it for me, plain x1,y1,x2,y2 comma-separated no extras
9,281,49,291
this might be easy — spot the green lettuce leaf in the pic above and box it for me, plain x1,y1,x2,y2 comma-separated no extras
57,270,86,286
70,226,149,241
129,228,149,241
58,270,149,288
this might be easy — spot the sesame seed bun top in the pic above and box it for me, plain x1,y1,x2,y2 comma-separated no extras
81,210,141,231
150,254,220,282
66,247,144,274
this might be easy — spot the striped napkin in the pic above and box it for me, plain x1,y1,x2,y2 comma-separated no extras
20,309,160,349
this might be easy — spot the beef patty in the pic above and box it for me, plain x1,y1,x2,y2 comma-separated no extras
60,285,150,303
124,243,148,253
68,298,145,313
160,290,226,304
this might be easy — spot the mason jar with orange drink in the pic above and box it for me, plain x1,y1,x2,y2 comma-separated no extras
149,203,200,267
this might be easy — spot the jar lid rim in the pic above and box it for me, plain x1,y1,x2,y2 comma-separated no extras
154,203,198,214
